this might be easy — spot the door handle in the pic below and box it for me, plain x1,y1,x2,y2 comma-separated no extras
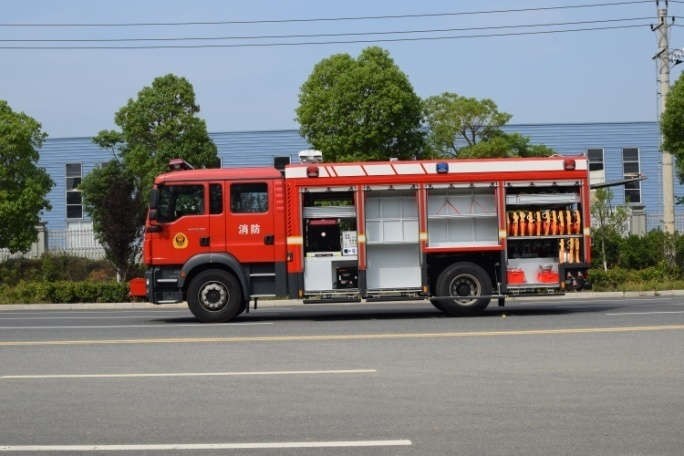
200,236,210,247
264,235,274,245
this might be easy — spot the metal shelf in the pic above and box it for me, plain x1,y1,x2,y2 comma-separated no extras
507,235,583,240
428,213,497,219
505,193,579,206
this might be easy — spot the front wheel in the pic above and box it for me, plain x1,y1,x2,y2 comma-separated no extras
187,269,243,323
431,262,492,316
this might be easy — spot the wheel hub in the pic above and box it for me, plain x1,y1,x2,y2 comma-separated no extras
450,275,480,305
200,283,228,310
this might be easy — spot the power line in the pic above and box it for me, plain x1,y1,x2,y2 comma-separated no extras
0,1,651,27
0,17,651,43
0,23,650,50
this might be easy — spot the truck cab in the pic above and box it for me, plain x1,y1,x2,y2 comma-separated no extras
144,163,288,321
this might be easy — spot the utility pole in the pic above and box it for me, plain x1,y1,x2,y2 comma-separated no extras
653,0,676,238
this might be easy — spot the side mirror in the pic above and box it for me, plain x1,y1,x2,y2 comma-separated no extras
149,188,159,209
148,208,158,221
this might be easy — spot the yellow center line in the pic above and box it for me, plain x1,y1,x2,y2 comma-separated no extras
1,324,683,347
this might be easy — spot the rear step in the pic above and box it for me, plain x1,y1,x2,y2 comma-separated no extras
303,297,362,304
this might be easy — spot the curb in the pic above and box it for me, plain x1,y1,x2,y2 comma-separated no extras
1,291,683,311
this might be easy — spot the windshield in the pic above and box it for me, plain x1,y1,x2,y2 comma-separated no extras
155,184,204,222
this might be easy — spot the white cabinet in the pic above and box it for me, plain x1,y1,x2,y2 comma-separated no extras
365,196,418,244
427,189,498,247
365,193,421,289
304,255,358,291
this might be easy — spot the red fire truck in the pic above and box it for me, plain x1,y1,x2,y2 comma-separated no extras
132,155,591,322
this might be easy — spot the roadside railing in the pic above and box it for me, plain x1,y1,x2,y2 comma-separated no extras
0,226,106,261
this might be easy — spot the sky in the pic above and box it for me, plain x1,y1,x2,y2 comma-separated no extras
1,0,683,139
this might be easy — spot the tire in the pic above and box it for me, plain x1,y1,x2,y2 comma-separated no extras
432,262,492,315
187,269,243,323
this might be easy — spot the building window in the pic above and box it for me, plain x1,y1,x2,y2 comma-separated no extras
622,148,641,204
587,148,604,171
66,163,83,219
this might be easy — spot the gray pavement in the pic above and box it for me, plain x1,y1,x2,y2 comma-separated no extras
1,295,684,455
2,289,684,311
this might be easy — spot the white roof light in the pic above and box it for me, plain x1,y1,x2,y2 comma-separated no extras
298,149,323,163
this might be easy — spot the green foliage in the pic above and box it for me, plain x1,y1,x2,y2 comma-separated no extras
86,74,219,279
0,254,136,303
495,133,555,157
423,93,511,153
661,71,684,187
0,254,116,287
589,230,683,291
590,188,629,270
588,267,629,290
588,265,684,292
80,160,141,280
457,133,555,158
296,46,425,162
617,231,666,270
0,101,54,253
0,280,128,304
422,93,553,158
97,74,219,194
677,232,684,267
590,226,622,269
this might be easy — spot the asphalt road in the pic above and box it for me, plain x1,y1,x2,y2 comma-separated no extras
1,296,684,455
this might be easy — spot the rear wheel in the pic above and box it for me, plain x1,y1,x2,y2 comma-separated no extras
431,262,492,315
187,269,243,323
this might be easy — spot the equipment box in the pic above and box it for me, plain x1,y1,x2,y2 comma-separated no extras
336,266,358,289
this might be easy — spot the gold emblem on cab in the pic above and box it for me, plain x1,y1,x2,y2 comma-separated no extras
173,232,189,249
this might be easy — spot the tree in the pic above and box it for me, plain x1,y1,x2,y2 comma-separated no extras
590,188,629,271
82,74,219,278
296,46,425,162
423,92,553,158
0,100,54,253
456,133,555,159
661,71,684,190
79,161,140,281
99,74,219,194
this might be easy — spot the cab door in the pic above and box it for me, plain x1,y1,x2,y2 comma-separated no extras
148,183,210,265
226,181,276,263
208,182,227,253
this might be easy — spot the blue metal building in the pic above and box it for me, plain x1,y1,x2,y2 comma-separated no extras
38,122,683,234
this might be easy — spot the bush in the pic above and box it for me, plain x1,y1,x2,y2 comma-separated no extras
618,232,664,269
0,254,116,287
589,267,629,291
591,227,622,269
0,281,128,304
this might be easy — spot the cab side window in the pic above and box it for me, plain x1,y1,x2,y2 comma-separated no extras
209,183,223,214
231,183,268,213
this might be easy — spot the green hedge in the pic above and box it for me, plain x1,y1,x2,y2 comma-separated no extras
0,255,116,287
0,281,129,304
588,266,684,292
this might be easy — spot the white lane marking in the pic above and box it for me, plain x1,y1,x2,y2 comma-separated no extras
0,322,272,330
605,311,684,316
0,310,187,316
0,315,189,320
0,440,411,451
523,298,680,304
1,369,377,380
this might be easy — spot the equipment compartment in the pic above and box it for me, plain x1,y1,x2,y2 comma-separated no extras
504,181,587,288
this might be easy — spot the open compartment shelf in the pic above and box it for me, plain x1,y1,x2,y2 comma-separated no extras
427,187,498,247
